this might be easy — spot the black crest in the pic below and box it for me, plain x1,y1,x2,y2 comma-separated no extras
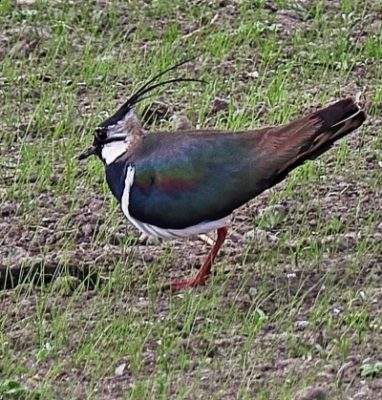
78,58,204,160
98,58,204,131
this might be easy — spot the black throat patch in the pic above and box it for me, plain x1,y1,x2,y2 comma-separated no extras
105,160,129,202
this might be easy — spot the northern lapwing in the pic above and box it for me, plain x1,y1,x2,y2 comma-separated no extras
78,61,366,291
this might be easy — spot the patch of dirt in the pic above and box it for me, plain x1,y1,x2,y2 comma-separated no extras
1,1,381,399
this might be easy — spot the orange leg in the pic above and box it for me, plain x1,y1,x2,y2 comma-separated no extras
170,227,228,292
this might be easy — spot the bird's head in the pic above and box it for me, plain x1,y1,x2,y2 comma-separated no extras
78,59,203,164
77,108,139,164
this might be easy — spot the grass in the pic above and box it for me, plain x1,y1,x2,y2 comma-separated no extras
0,0,381,399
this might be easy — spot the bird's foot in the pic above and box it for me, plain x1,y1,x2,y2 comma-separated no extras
165,227,228,293
169,275,209,292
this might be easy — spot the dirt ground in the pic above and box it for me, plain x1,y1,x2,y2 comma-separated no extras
1,1,381,399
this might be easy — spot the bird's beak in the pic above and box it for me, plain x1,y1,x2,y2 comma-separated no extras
77,145,97,160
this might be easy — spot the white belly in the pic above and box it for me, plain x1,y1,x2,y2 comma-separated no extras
120,166,229,239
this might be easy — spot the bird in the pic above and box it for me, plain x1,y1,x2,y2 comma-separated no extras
78,60,366,291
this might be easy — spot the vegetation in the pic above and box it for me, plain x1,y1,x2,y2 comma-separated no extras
0,0,381,399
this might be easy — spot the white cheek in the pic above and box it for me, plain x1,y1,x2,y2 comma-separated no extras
101,142,127,164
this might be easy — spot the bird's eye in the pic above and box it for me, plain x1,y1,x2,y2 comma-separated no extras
95,126,107,141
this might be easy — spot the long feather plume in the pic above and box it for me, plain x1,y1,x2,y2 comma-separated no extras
98,59,204,131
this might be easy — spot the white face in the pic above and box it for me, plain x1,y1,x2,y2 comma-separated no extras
99,109,140,164
101,140,129,164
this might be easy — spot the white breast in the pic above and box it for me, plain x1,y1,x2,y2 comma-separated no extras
120,166,229,239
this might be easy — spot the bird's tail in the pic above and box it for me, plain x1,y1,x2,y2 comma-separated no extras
257,98,367,187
